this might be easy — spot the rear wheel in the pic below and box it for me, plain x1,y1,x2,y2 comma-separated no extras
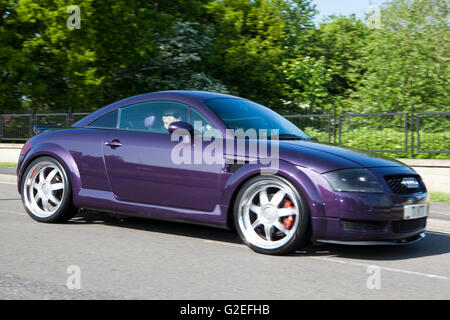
234,175,310,255
21,156,77,223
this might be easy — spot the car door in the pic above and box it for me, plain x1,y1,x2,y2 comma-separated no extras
102,100,223,212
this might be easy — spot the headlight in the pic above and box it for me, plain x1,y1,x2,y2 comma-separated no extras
322,168,384,193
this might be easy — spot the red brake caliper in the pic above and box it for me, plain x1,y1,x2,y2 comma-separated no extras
282,201,295,229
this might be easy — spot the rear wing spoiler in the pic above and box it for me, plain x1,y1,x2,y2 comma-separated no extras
33,125,60,135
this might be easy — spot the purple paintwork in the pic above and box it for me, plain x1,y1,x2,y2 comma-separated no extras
17,91,428,243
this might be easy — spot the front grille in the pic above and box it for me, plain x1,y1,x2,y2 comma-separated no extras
384,175,426,194
341,220,387,233
392,218,426,233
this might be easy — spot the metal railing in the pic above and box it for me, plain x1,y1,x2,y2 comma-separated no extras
338,112,409,153
0,112,90,141
0,110,449,155
416,112,450,154
285,111,449,155
284,114,331,143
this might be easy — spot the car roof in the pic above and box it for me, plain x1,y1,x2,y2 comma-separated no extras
155,90,238,100
72,91,243,127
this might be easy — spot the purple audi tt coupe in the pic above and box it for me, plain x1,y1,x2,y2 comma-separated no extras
17,91,428,255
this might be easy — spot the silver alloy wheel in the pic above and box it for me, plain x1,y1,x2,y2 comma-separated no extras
237,179,300,250
23,161,65,218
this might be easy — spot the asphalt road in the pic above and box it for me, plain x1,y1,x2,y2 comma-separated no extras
0,181,449,299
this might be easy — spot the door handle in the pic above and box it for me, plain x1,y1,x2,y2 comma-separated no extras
105,139,123,149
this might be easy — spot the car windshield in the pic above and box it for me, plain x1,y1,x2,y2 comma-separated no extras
205,98,309,139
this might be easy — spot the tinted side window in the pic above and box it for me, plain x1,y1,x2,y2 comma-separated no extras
88,110,118,128
118,101,189,133
190,108,214,134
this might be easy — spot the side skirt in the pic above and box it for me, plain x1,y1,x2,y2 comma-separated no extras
74,188,230,229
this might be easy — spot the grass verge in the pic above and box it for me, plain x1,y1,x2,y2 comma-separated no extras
429,192,450,204
0,162,17,168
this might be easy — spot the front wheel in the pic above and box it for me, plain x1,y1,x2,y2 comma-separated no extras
234,175,310,255
21,156,77,223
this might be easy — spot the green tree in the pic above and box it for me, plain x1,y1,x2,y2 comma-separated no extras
0,0,210,112
350,0,450,113
281,55,333,112
282,15,370,113
109,21,228,96
204,0,316,108
313,16,370,109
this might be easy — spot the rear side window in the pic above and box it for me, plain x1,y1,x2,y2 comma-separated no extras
88,110,118,128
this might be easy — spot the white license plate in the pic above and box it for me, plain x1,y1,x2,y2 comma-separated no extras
403,204,428,220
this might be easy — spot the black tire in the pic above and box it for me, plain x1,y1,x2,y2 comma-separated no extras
21,156,78,223
233,175,311,255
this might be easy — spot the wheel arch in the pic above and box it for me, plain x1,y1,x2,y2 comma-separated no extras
18,143,81,205
222,160,324,230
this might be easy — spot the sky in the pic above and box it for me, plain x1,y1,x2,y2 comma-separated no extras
312,0,388,24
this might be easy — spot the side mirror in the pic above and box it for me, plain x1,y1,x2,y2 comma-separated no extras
168,121,194,135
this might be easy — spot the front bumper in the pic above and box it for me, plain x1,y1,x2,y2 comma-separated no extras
311,215,427,242
308,166,429,243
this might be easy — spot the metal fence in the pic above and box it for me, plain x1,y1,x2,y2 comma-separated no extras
416,112,450,154
0,110,449,155
284,114,332,143
338,112,409,153
286,111,450,155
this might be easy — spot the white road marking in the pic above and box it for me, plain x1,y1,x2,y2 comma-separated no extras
0,209,26,216
0,181,17,186
307,256,449,280
202,239,243,248
201,236,450,280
